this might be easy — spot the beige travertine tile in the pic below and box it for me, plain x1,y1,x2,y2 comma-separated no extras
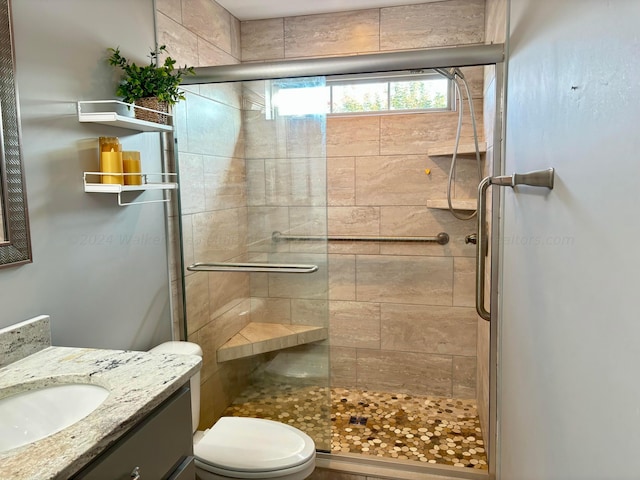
355,155,446,206
156,0,181,23
357,350,453,397
379,206,476,258
199,82,242,109
453,256,476,307
485,0,508,44
178,153,205,215
268,266,329,300
483,74,497,150
241,19,285,61
208,270,251,319
284,10,380,58
330,346,357,388
230,13,241,60
192,208,247,262
380,103,484,156
327,116,380,157
197,38,238,67
290,325,328,344
330,301,381,349
453,355,477,398
380,304,477,356
204,155,247,210
328,254,356,301
291,299,329,327
185,272,210,335
268,150,327,203
451,154,484,200
183,0,232,54
243,109,287,160
217,334,252,363
250,297,291,324
184,94,241,158
245,159,266,206
380,0,485,50
285,117,326,159
289,206,327,235
356,255,453,305
328,206,380,236
327,241,380,256
327,157,355,206
157,13,199,68
243,323,299,353
458,65,485,100
247,206,289,251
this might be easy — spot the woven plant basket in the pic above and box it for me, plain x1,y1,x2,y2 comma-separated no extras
134,97,169,124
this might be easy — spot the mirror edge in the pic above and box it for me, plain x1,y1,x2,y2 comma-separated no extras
0,0,32,269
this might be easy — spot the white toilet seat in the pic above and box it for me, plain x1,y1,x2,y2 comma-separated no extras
193,417,316,480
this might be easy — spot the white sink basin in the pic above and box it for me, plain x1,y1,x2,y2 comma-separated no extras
0,383,109,452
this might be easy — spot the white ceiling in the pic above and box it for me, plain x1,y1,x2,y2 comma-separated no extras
216,0,444,21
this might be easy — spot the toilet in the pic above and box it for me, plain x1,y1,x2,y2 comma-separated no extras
150,341,316,480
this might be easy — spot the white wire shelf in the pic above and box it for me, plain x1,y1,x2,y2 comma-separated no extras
83,172,178,206
77,100,173,132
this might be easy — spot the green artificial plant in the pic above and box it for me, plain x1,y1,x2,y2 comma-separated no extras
106,45,195,105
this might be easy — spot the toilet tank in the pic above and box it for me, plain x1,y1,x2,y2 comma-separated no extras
149,341,202,433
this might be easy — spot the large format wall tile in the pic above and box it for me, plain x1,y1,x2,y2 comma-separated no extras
157,12,199,68
327,157,355,206
328,207,380,236
203,155,247,211
356,255,453,305
355,155,447,206
330,346,357,388
453,256,476,307
183,0,232,55
380,0,485,50
357,350,453,397
193,208,247,262
328,254,356,301
241,19,285,61
284,10,380,58
330,301,381,349
380,304,477,356
327,116,380,157
453,355,477,398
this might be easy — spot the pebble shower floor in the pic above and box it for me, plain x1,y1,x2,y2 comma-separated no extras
221,381,488,470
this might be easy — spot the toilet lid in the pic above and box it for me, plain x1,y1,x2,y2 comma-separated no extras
194,417,316,473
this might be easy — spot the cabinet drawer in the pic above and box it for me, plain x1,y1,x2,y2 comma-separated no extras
73,386,193,480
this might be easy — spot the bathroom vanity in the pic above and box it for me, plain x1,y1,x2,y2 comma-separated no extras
0,316,201,479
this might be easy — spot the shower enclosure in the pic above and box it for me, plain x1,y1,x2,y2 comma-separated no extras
174,44,503,478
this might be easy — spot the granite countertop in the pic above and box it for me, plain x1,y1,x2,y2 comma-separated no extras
0,345,201,479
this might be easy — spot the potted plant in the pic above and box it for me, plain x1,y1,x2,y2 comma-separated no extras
107,45,195,124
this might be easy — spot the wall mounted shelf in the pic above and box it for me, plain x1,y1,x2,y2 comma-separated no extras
83,172,178,206
77,100,173,132
427,198,477,211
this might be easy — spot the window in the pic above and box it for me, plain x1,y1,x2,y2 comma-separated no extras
271,71,451,117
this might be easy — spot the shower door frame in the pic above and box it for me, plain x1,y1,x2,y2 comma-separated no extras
176,44,506,480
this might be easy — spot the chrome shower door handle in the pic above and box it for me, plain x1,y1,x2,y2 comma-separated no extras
476,168,555,321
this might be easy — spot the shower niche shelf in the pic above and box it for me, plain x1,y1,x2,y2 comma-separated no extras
427,198,477,211
217,322,328,363
427,142,486,157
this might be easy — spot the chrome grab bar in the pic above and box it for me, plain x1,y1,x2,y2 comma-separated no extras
476,168,555,320
272,231,450,245
187,262,319,274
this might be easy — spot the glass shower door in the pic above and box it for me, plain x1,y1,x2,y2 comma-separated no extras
218,76,331,451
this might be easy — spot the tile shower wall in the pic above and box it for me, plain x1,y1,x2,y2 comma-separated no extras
157,0,257,428
241,0,486,399
157,0,491,426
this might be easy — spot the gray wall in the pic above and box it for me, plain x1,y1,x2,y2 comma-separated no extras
0,0,172,350
499,0,640,478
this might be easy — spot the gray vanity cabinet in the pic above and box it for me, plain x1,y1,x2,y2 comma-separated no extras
72,386,195,480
